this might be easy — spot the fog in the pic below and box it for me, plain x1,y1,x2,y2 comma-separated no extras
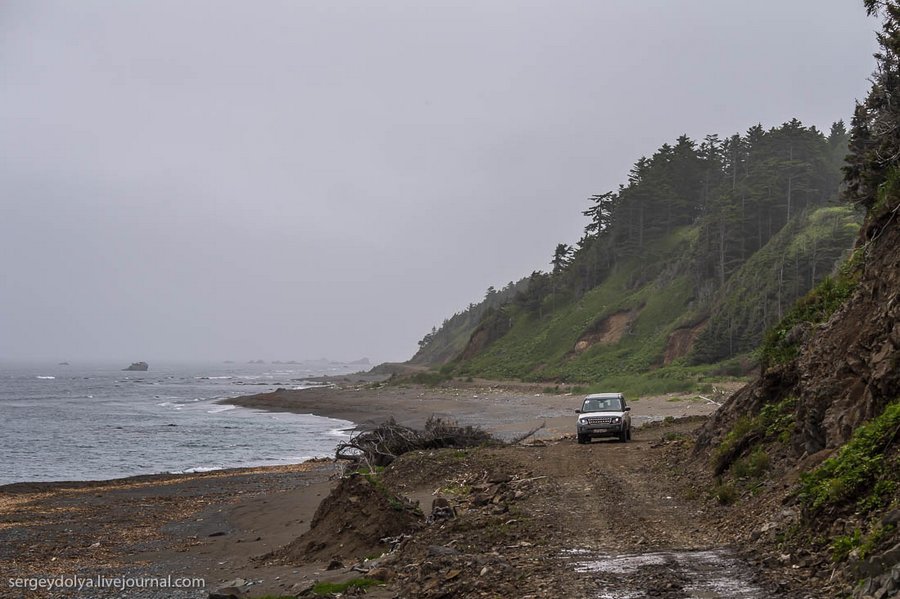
0,1,878,364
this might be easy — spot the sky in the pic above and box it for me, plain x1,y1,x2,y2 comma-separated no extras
0,1,881,364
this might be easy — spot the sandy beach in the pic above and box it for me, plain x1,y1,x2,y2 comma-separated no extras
0,381,731,598
223,378,731,439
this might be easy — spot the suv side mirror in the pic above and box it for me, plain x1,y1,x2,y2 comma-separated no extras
624,406,631,411
575,409,582,414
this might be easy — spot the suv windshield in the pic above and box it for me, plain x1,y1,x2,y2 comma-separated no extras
582,397,623,412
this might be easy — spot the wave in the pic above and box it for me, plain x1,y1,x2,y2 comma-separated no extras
327,427,355,437
206,404,236,414
169,466,223,474
35,376,56,380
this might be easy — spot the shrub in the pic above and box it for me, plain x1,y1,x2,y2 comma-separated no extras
731,448,770,479
711,482,738,505
799,401,900,513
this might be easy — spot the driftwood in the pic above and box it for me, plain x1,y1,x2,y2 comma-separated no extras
335,416,543,469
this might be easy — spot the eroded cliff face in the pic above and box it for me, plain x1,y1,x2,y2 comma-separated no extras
691,205,899,597
794,213,900,454
696,209,899,456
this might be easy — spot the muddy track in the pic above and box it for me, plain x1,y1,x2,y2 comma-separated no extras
520,431,715,551
381,421,801,598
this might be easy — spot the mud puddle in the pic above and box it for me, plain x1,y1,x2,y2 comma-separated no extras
564,548,776,598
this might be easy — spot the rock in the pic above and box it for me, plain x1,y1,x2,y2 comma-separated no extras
208,587,244,599
881,509,900,527
326,559,344,570
472,493,492,506
785,323,812,346
426,545,460,557
122,362,149,371
208,531,227,537
368,567,395,582
431,497,455,520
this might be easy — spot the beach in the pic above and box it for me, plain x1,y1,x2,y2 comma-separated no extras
222,378,729,438
0,381,730,598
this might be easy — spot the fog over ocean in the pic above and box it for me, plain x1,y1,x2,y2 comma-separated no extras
0,361,359,485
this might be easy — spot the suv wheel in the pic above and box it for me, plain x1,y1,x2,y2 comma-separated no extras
626,427,632,441
577,434,589,444
618,430,628,443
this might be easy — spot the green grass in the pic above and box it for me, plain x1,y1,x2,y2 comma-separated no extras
873,165,900,215
455,232,698,383
713,396,797,472
830,523,896,563
311,578,382,595
731,448,770,479
580,370,697,398
798,400,900,513
403,370,454,387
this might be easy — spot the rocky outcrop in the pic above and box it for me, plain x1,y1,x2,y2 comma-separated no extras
122,362,149,371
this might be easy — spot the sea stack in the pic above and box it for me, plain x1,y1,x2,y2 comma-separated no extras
122,362,149,371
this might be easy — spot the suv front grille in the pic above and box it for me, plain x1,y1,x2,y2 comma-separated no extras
586,416,615,424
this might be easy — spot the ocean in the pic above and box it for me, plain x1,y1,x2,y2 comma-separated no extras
0,361,360,485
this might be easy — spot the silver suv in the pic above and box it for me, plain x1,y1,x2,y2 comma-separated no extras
575,393,632,444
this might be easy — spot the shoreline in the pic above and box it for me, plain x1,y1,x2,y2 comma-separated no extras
1,380,731,490
220,379,733,438
0,458,334,494
0,382,738,598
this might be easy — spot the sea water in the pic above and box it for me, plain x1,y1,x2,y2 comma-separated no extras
0,361,359,485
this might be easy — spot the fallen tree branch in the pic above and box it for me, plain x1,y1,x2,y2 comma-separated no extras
335,416,500,468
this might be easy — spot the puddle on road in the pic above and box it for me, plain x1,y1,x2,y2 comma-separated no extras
564,548,772,598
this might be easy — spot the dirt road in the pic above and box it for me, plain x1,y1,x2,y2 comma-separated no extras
359,420,805,598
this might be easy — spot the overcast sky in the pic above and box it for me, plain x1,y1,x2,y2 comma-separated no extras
0,1,880,364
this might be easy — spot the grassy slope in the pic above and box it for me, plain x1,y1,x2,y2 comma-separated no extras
447,208,859,396
456,230,700,386
692,205,861,363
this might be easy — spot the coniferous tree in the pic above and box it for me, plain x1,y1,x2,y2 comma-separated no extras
846,1,900,209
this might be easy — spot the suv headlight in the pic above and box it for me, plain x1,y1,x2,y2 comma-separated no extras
612,417,621,423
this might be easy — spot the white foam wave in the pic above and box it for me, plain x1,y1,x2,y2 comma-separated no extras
292,384,320,390
207,404,236,414
36,376,56,380
327,426,355,436
170,466,223,474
